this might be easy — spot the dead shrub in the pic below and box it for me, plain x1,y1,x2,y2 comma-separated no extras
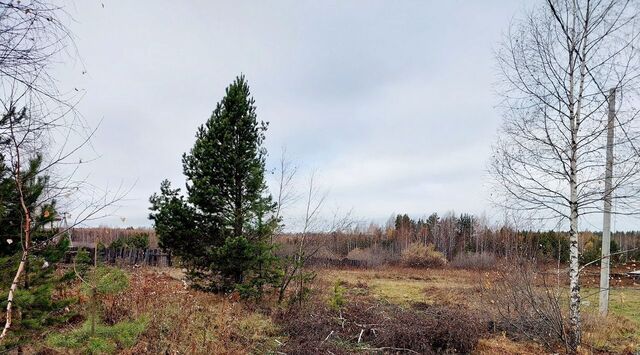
450,252,498,270
273,299,349,354
484,260,569,351
401,243,447,268
373,304,485,353
275,282,485,354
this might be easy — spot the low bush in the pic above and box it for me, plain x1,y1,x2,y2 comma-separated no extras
450,252,497,270
401,243,447,268
345,247,371,263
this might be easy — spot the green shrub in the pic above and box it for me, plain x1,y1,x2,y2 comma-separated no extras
401,243,447,267
328,280,346,311
47,317,148,354
82,267,129,296
48,267,139,354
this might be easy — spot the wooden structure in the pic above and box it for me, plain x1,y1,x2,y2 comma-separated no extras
305,256,367,268
65,247,172,267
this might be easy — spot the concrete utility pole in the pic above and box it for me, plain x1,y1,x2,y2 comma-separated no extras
599,88,616,316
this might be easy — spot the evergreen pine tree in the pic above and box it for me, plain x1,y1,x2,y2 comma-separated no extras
150,75,278,293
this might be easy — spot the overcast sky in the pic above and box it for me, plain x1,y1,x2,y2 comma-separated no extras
55,1,539,230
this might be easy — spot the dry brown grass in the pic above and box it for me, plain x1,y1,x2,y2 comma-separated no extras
476,335,547,355
582,313,640,354
42,265,638,354
111,269,281,354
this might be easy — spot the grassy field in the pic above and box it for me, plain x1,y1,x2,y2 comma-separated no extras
320,267,480,307
582,287,640,324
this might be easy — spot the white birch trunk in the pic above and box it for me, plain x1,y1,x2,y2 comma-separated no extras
0,252,27,340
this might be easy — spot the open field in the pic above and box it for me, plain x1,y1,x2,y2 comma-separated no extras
320,266,640,354
31,264,639,354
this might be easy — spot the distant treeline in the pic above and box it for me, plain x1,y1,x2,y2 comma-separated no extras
70,215,640,264
276,213,640,263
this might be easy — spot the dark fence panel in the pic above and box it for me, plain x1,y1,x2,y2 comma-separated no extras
65,247,172,267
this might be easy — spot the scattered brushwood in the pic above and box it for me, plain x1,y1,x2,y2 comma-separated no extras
373,304,484,354
484,260,570,351
401,243,447,268
275,280,485,354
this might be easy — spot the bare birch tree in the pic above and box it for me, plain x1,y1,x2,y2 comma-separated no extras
277,170,326,304
273,147,298,236
491,0,640,351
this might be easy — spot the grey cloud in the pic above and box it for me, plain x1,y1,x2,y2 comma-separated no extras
52,0,531,229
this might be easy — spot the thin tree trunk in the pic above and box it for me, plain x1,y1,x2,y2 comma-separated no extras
0,252,27,340
0,142,31,341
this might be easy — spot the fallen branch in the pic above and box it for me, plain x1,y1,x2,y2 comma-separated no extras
322,330,334,343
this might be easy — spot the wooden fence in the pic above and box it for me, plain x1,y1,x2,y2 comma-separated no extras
305,257,367,268
65,247,172,267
